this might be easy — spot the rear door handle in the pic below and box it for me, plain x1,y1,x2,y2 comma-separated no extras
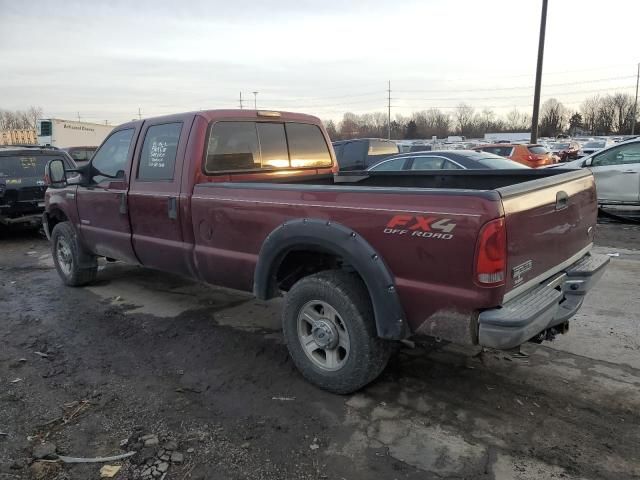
622,170,638,174
119,193,128,215
168,196,177,220
555,190,568,210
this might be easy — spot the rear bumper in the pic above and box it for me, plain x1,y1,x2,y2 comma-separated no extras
477,252,609,350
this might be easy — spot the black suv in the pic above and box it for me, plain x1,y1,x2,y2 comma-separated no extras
332,138,399,170
0,146,75,226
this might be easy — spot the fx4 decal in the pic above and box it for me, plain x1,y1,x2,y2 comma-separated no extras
384,214,457,240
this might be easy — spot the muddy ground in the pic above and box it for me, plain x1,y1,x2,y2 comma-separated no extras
0,221,639,480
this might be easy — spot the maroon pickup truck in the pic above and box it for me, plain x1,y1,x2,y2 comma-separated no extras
43,109,609,393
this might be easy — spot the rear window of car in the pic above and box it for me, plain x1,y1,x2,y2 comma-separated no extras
0,154,66,178
583,141,605,148
205,121,331,172
478,146,513,157
409,144,432,152
551,143,570,150
528,145,549,154
369,140,398,156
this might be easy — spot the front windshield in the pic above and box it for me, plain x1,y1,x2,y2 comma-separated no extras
551,143,570,150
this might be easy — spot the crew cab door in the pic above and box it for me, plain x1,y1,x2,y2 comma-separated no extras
76,127,140,263
127,118,192,275
589,142,640,204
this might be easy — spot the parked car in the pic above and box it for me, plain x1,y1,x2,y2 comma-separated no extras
0,145,75,226
472,144,556,168
580,139,615,156
332,138,399,170
367,150,529,171
62,146,97,166
44,109,608,393
549,138,640,205
550,141,582,162
408,144,432,153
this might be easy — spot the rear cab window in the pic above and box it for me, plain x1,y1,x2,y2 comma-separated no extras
204,121,332,173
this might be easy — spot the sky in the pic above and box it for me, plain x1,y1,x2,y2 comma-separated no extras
1,0,638,124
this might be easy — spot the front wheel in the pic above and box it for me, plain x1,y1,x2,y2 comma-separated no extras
51,221,98,286
282,270,392,394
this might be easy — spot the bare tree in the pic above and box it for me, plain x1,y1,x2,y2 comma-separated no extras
505,109,530,131
27,106,43,129
0,107,43,131
539,98,567,137
323,119,338,140
580,96,600,134
610,93,634,134
454,103,474,135
595,96,616,135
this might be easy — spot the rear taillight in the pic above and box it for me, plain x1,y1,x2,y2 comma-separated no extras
475,218,507,286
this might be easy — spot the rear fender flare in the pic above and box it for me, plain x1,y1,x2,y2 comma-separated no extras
253,218,408,339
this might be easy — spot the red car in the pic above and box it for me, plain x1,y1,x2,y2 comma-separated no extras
43,109,608,393
550,141,582,162
473,144,556,168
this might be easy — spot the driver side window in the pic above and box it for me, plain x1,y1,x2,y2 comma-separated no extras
91,129,134,183
592,143,640,167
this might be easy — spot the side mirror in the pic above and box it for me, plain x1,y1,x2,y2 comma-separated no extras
116,169,125,179
46,159,67,187
584,157,592,167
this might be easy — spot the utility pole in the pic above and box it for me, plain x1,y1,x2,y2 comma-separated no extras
530,0,548,144
77,112,81,122
632,62,639,135
239,91,244,109
138,107,142,120
387,80,391,140
252,91,258,110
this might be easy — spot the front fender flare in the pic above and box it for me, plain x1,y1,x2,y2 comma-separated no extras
253,218,408,340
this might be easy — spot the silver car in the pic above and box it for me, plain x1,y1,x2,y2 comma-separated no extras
556,139,640,205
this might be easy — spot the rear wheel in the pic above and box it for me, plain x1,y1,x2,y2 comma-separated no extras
51,221,97,286
282,270,392,394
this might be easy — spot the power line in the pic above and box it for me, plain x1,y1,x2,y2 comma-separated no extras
395,75,636,94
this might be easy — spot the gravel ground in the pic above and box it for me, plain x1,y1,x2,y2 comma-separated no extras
0,220,638,480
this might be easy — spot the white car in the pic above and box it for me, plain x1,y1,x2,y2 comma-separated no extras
556,139,640,205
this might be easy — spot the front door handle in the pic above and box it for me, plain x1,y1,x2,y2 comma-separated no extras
168,197,177,220
622,170,638,174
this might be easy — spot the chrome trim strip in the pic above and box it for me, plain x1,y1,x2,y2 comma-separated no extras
503,243,592,303
190,196,482,217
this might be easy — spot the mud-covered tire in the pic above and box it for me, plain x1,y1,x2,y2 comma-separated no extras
51,221,97,286
282,270,392,394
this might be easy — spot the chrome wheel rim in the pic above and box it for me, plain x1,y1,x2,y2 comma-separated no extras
297,300,350,371
56,237,73,276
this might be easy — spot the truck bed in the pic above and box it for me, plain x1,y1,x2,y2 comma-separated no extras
192,168,595,344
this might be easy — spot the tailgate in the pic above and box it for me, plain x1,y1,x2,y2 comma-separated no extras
498,170,597,301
